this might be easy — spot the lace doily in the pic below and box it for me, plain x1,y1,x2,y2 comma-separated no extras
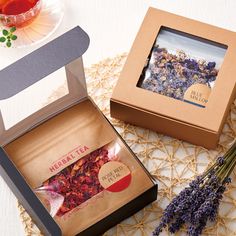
18,54,236,236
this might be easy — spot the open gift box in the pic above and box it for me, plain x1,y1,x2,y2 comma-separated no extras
111,8,236,149
0,26,157,236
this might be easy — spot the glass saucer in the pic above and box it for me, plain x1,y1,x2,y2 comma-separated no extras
0,0,64,48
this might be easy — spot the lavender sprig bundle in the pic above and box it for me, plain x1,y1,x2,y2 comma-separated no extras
153,141,236,236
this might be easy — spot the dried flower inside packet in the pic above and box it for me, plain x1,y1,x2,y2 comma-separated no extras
139,46,218,104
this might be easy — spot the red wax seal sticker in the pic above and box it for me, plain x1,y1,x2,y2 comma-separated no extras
98,161,131,192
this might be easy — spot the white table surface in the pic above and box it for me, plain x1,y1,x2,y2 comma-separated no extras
0,0,236,235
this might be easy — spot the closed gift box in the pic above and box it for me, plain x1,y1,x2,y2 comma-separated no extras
110,7,236,149
0,26,157,236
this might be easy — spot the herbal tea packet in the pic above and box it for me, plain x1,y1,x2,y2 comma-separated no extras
5,99,154,235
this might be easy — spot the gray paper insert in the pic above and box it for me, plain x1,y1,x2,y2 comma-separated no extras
0,26,90,145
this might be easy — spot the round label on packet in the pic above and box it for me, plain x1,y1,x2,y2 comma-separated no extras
98,161,131,192
184,83,211,108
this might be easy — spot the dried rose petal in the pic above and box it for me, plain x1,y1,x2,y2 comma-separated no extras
41,146,110,216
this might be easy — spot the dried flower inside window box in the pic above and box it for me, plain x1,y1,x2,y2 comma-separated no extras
137,27,226,108
139,46,218,104
36,146,117,217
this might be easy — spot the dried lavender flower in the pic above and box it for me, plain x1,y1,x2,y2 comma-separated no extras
153,178,200,235
217,156,225,166
153,141,236,236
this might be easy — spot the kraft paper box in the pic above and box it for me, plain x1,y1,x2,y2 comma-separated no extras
0,26,157,236
110,7,236,149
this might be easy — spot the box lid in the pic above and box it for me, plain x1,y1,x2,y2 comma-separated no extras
0,26,90,145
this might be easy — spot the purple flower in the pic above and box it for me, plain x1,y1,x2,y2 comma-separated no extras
153,46,165,54
217,156,225,166
205,73,216,82
165,62,174,70
183,59,199,71
193,191,219,224
183,69,193,79
170,79,184,89
153,161,231,236
206,62,216,70
139,46,219,106
187,219,207,236
156,85,164,93
152,142,236,236
223,177,231,184
153,177,202,236
169,218,185,233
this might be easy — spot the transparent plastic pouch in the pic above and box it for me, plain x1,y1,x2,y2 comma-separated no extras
137,27,227,107
35,141,131,217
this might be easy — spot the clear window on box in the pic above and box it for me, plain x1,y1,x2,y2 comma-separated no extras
137,26,227,108
0,67,69,130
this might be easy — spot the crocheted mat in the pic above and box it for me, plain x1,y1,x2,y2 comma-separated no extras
18,54,236,236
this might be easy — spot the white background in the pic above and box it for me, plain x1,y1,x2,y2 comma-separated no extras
0,0,236,235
